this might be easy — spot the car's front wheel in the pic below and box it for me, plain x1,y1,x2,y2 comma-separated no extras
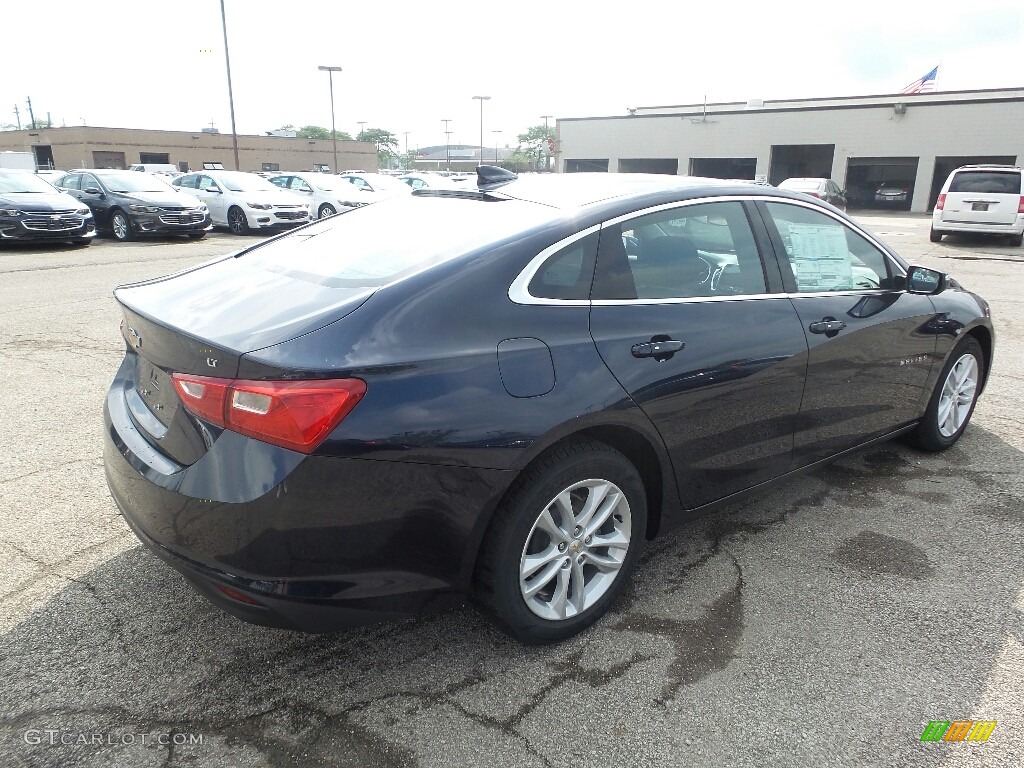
909,337,984,451
110,210,133,242
318,204,336,219
227,206,249,235
475,440,646,644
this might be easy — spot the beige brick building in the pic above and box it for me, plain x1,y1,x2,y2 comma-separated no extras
0,126,377,174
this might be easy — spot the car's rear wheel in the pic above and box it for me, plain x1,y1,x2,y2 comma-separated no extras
1009,232,1023,247
475,440,646,644
110,210,133,242
929,227,942,243
909,337,984,451
318,204,336,219
227,206,249,235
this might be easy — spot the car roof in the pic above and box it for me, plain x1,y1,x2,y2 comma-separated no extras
952,165,1021,172
486,173,771,210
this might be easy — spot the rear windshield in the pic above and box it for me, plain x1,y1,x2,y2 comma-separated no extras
781,180,821,191
240,196,556,288
949,171,1021,194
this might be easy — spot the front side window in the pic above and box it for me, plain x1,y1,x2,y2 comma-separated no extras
175,174,198,189
593,201,767,300
82,175,101,192
763,202,900,292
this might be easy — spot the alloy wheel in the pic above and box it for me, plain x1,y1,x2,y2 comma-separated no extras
937,353,978,437
112,214,128,240
519,479,631,621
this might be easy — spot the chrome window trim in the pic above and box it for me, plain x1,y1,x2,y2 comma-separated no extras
508,194,906,307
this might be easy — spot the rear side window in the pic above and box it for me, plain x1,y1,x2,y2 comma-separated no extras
528,233,598,300
949,171,1021,194
60,174,81,190
764,202,901,292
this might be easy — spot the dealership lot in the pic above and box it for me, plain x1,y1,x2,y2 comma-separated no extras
0,216,1021,766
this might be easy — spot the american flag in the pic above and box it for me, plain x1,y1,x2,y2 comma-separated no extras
899,65,939,94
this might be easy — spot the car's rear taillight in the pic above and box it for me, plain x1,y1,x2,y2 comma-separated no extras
1018,195,1024,214
935,193,946,210
172,373,366,454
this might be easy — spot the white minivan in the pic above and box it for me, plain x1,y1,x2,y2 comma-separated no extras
931,165,1024,246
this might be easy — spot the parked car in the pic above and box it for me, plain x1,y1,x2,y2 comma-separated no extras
104,168,993,643
35,169,68,187
874,182,911,206
267,172,370,218
0,170,95,245
56,170,209,241
172,170,311,234
128,163,181,179
777,177,847,210
398,172,460,190
338,172,413,197
931,165,1024,246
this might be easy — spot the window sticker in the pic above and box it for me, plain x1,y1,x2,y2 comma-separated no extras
786,223,853,291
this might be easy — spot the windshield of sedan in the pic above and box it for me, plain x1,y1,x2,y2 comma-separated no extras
217,172,280,193
0,172,59,194
102,173,174,193
241,196,557,288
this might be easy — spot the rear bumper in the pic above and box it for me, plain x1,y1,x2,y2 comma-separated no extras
102,360,515,631
932,212,1024,236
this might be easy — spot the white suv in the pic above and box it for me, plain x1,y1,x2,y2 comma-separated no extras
931,165,1023,246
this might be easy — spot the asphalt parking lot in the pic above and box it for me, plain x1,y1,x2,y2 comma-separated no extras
1,215,1021,767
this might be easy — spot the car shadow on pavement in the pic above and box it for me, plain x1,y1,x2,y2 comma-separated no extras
1,427,1022,768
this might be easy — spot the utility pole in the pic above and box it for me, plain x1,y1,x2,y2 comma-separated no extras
219,0,241,171
13,105,21,130
26,97,36,130
442,119,452,171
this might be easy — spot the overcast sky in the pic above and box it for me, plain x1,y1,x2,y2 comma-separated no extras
3,0,1021,151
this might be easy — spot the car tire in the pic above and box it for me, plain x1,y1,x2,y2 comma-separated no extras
474,440,647,644
1009,232,1023,247
227,206,249,235
318,204,337,219
929,228,942,243
187,232,207,240
110,210,133,242
908,337,984,452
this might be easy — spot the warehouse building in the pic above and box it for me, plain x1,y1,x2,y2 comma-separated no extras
555,87,1024,213
0,126,378,174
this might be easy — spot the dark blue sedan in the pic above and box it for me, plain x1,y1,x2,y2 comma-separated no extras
103,168,993,643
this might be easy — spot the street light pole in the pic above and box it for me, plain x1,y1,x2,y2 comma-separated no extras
441,119,452,172
219,0,240,171
317,66,342,174
472,96,490,167
540,115,553,172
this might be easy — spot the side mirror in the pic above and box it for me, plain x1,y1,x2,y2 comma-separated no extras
906,265,945,295
203,186,221,193
83,187,101,195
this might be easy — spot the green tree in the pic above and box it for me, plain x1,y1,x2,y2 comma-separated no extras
400,150,419,171
515,124,555,171
299,124,354,141
357,128,399,169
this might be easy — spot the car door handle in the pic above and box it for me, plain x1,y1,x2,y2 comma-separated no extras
631,339,685,359
808,319,846,335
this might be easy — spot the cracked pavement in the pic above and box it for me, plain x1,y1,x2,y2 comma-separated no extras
0,216,1021,767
